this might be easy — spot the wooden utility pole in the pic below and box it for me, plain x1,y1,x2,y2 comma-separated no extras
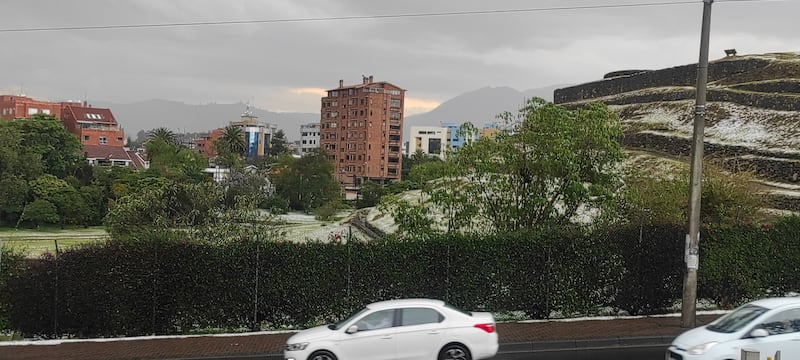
682,0,713,328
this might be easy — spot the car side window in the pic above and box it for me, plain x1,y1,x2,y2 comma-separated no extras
401,307,444,326
355,309,395,331
760,308,800,335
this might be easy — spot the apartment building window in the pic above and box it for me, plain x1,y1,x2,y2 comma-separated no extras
99,136,107,144
117,137,124,142
83,135,90,141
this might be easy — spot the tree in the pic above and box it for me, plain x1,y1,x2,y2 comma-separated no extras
0,177,30,225
19,199,59,229
214,125,246,168
356,180,389,209
382,98,625,237
147,127,178,146
458,98,624,232
220,169,274,209
6,115,82,179
28,174,90,228
271,150,341,212
104,180,223,239
269,129,288,156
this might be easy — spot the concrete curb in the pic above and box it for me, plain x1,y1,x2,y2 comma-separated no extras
500,335,673,353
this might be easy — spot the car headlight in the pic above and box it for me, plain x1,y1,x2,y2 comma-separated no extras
285,342,309,351
687,341,718,355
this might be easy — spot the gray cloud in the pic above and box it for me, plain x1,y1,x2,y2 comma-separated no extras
1,0,797,116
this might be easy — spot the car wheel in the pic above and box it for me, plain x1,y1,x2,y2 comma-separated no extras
438,343,471,360
308,350,337,360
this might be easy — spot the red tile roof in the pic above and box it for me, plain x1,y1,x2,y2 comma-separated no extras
65,105,117,125
83,145,147,170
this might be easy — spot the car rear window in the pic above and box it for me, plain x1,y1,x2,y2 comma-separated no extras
401,308,444,326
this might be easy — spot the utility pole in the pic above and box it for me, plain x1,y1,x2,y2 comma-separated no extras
682,0,713,328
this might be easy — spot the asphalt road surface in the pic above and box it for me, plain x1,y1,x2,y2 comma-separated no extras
182,343,670,360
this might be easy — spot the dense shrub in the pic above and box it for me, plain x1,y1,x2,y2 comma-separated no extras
610,223,685,315
4,219,799,337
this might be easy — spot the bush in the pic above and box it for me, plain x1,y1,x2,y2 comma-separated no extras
0,245,25,331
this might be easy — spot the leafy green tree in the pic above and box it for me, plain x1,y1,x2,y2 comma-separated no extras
79,185,107,225
268,129,288,156
0,177,30,224
382,98,625,237
271,150,341,212
19,199,59,228
104,180,223,239
29,174,73,200
50,188,91,227
456,98,624,232
377,194,436,239
28,175,89,227
356,180,389,209
7,114,82,178
220,169,273,209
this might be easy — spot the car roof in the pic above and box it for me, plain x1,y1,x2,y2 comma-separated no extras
749,296,800,309
366,298,445,310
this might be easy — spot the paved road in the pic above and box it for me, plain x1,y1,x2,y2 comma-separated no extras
173,342,671,360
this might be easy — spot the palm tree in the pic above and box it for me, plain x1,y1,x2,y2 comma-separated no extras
217,125,247,157
147,127,178,146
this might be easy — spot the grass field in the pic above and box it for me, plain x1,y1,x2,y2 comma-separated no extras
0,226,109,258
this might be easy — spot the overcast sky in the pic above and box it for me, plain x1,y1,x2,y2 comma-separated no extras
1,0,797,116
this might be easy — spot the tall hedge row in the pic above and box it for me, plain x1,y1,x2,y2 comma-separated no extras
3,218,800,338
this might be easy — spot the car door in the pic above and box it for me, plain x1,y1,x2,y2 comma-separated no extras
394,307,447,360
337,309,398,360
742,307,800,359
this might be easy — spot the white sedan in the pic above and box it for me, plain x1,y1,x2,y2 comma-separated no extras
667,297,800,360
284,298,498,360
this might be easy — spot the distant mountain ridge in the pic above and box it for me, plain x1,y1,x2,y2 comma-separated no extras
97,84,565,142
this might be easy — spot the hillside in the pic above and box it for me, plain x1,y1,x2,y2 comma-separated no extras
554,52,800,212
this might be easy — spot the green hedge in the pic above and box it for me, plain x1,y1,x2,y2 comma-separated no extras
4,218,800,338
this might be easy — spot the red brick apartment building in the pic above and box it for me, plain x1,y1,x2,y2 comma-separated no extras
1,95,145,168
320,76,405,199
0,95,63,120
193,128,223,159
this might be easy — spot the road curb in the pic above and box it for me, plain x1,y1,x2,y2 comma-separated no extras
500,335,673,353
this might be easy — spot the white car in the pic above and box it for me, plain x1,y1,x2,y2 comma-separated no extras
667,297,800,360
284,298,498,360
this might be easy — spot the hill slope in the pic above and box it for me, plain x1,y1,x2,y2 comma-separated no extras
555,52,800,211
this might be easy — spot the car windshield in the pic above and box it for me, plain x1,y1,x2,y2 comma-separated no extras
330,308,369,330
706,304,769,333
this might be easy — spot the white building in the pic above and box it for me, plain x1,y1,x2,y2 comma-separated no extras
299,123,321,155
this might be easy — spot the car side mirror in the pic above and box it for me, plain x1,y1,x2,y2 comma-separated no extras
750,328,770,338
346,325,359,334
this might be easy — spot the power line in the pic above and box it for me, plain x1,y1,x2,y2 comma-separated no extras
0,0,781,33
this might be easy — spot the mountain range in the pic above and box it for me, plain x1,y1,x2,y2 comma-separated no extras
97,84,565,142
